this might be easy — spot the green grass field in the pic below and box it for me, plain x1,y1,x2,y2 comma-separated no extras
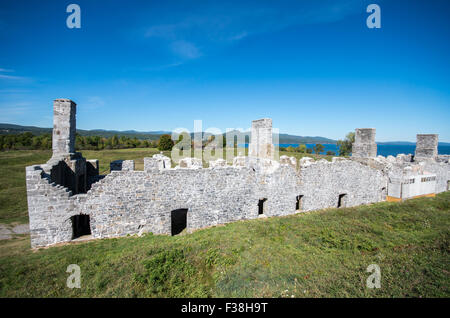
0,149,448,297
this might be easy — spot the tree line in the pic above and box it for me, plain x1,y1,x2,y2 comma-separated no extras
0,132,218,152
279,144,336,155
0,132,164,151
0,131,356,155
279,132,355,156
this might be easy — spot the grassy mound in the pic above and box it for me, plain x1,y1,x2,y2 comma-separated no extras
1,192,449,297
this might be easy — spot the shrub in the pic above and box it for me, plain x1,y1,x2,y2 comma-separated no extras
337,132,355,156
158,134,174,151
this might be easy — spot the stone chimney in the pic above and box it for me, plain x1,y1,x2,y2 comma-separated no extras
52,99,76,157
249,118,274,159
415,134,438,160
351,128,377,158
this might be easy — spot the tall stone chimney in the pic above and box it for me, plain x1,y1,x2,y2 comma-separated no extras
415,134,438,160
249,118,274,159
52,99,76,157
352,128,377,158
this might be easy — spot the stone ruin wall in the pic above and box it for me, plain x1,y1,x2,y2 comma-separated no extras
249,118,274,159
26,162,93,247
26,151,449,248
415,134,438,160
27,152,394,248
352,128,377,158
297,158,387,210
25,99,450,248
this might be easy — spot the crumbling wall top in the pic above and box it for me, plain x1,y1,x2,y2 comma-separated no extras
352,128,377,158
415,134,438,160
355,128,376,143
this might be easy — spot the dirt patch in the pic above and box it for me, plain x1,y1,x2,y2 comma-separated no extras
0,223,29,240
0,224,13,240
12,224,29,234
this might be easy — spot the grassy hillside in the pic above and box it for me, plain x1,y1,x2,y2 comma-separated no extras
0,148,448,297
0,192,449,297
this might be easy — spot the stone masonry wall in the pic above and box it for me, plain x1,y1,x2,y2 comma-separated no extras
27,154,395,247
52,99,76,156
298,159,387,210
415,134,438,160
110,160,135,172
421,161,450,193
26,165,75,247
27,99,450,248
352,128,377,158
78,167,259,239
144,155,171,171
249,118,274,159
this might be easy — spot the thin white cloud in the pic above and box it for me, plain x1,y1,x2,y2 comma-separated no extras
0,103,32,121
229,31,248,41
0,74,27,80
170,40,202,59
85,96,106,109
145,23,180,39
142,62,184,71
141,0,366,61
0,89,30,94
0,68,31,82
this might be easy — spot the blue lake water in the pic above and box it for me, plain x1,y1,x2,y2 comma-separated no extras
241,143,450,157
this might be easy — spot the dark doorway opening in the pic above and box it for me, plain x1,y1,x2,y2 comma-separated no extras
71,214,91,239
338,194,347,208
77,174,85,194
258,198,267,215
296,195,304,211
171,208,188,236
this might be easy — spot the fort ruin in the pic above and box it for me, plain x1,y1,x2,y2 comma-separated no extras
25,99,450,248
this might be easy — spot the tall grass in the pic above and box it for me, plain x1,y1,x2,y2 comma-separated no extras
0,192,448,297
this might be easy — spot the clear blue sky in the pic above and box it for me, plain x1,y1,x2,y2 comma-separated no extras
0,0,449,142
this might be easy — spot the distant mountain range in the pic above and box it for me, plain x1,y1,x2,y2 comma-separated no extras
0,123,337,144
1,123,449,146
377,141,450,146
377,141,417,145
0,123,170,141
215,130,336,145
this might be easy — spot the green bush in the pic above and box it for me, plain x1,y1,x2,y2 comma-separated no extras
313,144,324,154
158,134,174,151
296,144,307,153
337,132,355,156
